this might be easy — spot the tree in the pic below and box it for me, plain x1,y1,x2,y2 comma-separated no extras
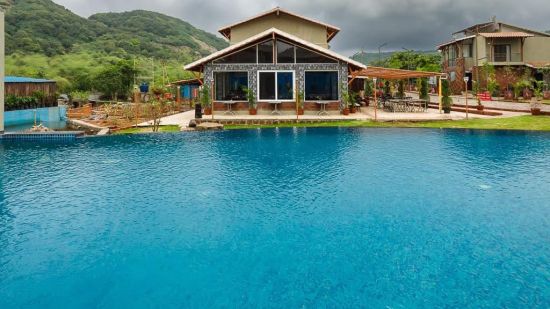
93,60,137,100
419,78,429,101
441,80,453,113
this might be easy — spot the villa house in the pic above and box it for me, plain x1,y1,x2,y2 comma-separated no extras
184,7,366,113
437,18,550,94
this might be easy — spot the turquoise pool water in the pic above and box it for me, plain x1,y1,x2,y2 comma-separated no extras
1,128,549,307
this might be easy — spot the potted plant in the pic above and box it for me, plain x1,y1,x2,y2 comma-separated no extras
364,79,373,106
542,66,550,99
296,90,305,115
441,80,453,114
349,91,359,113
199,85,212,115
476,96,484,111
419,78,429,101
531,81,543,115
341,88,352,115
243,87,257,115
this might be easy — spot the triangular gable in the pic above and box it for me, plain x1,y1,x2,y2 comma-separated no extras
184,28,366,72
218,7,340,42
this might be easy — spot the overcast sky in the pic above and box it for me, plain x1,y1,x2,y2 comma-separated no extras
53,0,550,56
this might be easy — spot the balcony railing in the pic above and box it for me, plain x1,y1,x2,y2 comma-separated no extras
492,52,522,63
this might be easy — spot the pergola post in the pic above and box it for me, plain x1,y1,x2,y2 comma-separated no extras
211,80,215,120
373,77,378,121
438,77,442,113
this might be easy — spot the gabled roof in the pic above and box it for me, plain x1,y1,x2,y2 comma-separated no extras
453,20,550,37
5,76,55,83
218,7,340,42
184,27,366,72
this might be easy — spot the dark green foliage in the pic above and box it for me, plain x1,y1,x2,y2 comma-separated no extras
4,0,108,56
384,81,391,96
4,0,227,59
93,60,138,100
441,80,453,112
419,78,429,101
364,79,373,97
3,0,228,93
397,80,405,98
4,93,55,111
365,51,441,72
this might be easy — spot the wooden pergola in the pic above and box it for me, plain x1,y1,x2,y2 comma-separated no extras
349,66,445,82
348,66,448,120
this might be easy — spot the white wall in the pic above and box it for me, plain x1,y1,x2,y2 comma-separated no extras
0,12,4,133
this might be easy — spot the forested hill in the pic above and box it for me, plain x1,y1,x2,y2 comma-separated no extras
2,0,228,61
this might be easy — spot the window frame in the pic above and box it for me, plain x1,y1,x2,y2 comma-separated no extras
212,70,250,102
257,70,296,102
303,70,340,102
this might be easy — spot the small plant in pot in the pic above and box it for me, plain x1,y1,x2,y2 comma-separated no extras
296,91,305,115
441,79,453,114
199,84,212,115
243,87,257,115
531,81,543,115
476,96,484,111
341,89,352,115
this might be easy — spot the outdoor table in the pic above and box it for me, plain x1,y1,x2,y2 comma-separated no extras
316,102,329,115
223,101,236,115
268,101,282,115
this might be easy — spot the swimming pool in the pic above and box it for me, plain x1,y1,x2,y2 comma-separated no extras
1,128,549,307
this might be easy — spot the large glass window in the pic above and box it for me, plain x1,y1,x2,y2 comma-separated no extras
277,40,295,63
214,46,256,64
305,71,339,101
277,72,294,100
258,41,273,63
258,71,294,101
296,47,337,63
214,72,248,101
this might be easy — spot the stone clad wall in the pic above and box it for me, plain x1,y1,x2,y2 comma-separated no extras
203,62,348,111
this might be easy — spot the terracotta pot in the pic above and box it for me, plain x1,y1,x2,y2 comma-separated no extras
249,108,257,115
350,106,356,113
297,107,304,115
531,108,541,116
544,91,550,100
476,105,484,111
342,108,350,115
204,107,212,115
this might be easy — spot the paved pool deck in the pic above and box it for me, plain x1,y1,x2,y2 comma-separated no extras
138,106,527,129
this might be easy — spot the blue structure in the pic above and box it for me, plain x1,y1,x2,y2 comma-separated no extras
5,76,55,83
4,106,67,128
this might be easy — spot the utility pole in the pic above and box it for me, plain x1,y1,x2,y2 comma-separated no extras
378,42,388,64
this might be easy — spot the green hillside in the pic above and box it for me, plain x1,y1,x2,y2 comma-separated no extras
2,0,229,92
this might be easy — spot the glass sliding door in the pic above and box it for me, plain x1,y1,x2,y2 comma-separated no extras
258,71,295,101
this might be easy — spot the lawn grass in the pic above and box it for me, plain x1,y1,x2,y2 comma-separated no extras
224,116,550,131
114,125,180,134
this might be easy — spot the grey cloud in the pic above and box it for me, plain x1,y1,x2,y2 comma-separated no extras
53,0,550,56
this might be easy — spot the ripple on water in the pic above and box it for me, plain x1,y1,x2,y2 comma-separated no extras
0,128,549,307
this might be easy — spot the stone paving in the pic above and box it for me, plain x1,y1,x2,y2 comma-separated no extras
139,104,527,129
